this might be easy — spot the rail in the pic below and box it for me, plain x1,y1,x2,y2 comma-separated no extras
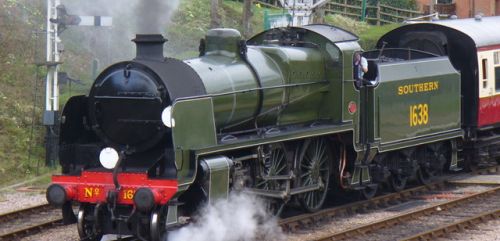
402,208,500,241
0,203,63,240
0,204,52,225
279,181,445,232
313,186,500,240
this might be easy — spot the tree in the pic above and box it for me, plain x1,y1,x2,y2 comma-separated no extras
242,0,253,37
210,0,222,28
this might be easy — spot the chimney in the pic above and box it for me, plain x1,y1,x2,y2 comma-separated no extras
132,34,167,61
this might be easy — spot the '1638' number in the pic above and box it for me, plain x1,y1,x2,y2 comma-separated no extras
410,104,429,127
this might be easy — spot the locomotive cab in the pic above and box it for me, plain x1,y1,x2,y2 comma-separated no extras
359,48,444,86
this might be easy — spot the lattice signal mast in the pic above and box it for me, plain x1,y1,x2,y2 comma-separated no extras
44,0,60,126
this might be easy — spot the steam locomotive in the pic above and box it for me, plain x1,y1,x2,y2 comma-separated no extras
46,16,500,240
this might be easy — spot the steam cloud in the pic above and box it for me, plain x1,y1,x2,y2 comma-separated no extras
135,0,179,34
61,0,179,34
168,193,285,241
60,0,179,66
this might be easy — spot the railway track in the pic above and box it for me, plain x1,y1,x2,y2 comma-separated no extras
314,186,500,241
0,203,62,240
402,208,500,241
279,165,500,233
279,181,447,232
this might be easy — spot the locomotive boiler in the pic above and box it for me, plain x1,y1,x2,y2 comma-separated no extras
46,18,500,241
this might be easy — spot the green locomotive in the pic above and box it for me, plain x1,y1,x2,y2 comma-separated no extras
47,24,464,240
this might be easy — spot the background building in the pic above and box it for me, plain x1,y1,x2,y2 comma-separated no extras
417,0,500,18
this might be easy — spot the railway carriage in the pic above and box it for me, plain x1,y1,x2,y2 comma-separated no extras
45,17,500,240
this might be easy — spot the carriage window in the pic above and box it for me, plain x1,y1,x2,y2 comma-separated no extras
495,52,500,65
496,67,500,92
482,59,488,80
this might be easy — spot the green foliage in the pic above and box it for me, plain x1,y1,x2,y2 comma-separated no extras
358,23,400,50
0,0,47,185
324,14,399,50
166,0,268,59
324,14,369,35
165,0,211,58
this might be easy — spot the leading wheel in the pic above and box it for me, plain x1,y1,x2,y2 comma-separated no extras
77,205,103,241
297,138,331,213
150,207,168,241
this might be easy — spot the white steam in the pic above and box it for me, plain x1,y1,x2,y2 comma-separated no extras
59,0,180,67
168,193,285,241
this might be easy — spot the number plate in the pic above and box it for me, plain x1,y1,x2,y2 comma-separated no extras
121,189,136,200
409,103,429,127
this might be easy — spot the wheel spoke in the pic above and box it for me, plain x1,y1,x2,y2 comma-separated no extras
306,192,313,206
275,165,286,174
319,155,328,167
256,181,268,187
317,142,325,159
275,152,284,170
303,154,312,163
314,140,321,157
303,176,312,185
300,171,311,178
301,162,313,170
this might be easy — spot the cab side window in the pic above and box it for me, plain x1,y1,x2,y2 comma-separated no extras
325,43,340,64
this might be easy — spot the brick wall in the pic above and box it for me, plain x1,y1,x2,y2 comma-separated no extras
456,0,499,18
496,0,500,15
455,0,472,18
419,0,499,18
474,0,495,16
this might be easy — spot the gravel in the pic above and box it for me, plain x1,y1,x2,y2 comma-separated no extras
0,189,46,214
20,224,79,241
436,219,500,241
285,185,498,241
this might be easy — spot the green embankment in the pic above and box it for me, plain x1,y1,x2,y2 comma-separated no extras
0,0,49,186
0,0,398,186
323,14,400,50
